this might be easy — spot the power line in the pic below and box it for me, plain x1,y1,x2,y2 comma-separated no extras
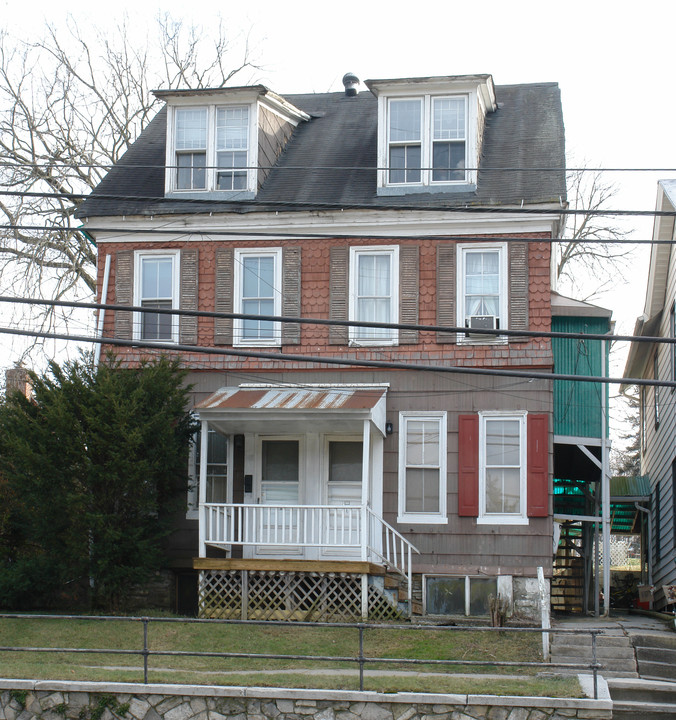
0,324,661,388
0,295,639,345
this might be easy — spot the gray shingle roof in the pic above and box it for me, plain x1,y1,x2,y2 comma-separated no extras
77,82,565,218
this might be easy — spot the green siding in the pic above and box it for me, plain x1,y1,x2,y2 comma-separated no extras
553,316,610,439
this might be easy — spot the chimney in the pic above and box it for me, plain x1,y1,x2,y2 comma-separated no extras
342,72,359,97
5,366,31,399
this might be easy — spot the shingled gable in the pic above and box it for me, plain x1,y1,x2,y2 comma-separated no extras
76,77,565,219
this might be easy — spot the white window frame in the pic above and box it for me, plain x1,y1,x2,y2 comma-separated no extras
477,411,527,525
457,243,508,344
233,247,282,347
186,425,232,520
397,411,448,524
166,102,257,195
380,93,471,189
133,249,180,343
349,246,400,346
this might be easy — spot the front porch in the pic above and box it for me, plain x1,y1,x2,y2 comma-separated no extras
193,385,419,620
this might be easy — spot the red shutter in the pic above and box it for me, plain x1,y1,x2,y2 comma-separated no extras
527,414,549,517
458,414,479,516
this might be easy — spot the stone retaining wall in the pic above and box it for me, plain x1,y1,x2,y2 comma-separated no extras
0,681,611,720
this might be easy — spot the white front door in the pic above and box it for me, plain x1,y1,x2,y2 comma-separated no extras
254,437,303,557
322,437,363,557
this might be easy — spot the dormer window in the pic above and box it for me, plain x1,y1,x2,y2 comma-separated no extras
158,87,310,200
387,96,467,186
366,74,496,196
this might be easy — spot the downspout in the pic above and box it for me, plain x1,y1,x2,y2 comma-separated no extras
94,254,112,366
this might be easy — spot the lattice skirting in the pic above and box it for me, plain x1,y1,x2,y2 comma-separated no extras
198,570,404,621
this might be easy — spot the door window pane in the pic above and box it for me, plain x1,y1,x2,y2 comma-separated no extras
329,442,363,483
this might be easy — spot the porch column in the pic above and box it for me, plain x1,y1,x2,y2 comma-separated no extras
361,420,370,562
198,418,209,558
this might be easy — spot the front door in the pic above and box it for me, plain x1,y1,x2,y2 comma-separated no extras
322,438,363,557
254,437,303,556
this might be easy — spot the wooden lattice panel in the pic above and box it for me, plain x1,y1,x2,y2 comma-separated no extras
198,569,404,621
198,570,242,619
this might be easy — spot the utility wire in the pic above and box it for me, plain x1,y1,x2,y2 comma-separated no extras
0,295,641,345
0,324,660,389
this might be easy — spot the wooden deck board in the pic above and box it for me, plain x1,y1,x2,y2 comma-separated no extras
193,558,386,574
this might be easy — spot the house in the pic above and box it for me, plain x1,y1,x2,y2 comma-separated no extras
624,179,676,612
77,72,566,621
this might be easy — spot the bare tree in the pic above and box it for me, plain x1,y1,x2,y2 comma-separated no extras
0,14,260,358
556,166,634,300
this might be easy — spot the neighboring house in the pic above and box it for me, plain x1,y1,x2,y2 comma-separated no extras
624,179,676,612
77,73,566,621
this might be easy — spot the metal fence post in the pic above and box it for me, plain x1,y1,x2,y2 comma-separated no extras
142,617,149,684
358,625,364,692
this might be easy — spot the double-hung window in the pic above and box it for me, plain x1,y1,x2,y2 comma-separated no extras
171,104,252,194
233,248,282,346
386,95,467,187
458,243,507,338
398,412,447,523
349,246,399,345
478,412,527,524
175,108,207,190
134,251,180,342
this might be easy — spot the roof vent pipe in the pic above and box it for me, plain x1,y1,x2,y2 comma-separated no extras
342,72,359,97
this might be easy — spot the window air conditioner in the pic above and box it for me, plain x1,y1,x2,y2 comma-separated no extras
466,315,498,336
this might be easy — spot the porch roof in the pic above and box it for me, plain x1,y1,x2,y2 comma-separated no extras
196,385,388,435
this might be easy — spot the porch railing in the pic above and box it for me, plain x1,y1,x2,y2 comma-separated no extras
201,503,419,606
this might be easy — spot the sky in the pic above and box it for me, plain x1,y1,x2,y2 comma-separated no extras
0,0,673,437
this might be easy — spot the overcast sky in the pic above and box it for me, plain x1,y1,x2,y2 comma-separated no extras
0,0,672,394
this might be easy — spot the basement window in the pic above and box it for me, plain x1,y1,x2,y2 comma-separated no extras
424,575,498,616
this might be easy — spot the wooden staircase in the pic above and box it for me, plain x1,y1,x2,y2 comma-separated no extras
552,523,585,613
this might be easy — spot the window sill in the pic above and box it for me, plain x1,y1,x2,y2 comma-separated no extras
456,334,508,346
349,339,399,347
377,183,476,197
397,514,448,525
477,515,529,526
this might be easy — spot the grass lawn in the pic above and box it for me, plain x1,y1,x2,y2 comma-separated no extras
0,616,581,697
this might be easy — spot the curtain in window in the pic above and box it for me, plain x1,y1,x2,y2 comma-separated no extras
465,251,500,317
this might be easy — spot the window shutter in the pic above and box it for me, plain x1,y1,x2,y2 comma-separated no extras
436,244,456,343
508,242,529,335
458,414,479,516
115,250,133,340
399,245,419,344
214,247,234,345
527,413,549,517
179,249,198,345
329,246,349,345
282,247,301,345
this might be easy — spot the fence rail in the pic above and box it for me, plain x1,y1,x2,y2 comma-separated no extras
0,613,604,698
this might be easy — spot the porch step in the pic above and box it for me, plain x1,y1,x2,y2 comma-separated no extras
608,679,676,719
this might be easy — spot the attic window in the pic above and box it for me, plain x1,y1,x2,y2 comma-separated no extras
168,103,255,196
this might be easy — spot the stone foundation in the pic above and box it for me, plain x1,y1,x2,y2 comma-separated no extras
0,680,612,720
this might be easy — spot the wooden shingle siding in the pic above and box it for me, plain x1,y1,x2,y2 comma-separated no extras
399,246,419,344
281,247,301,345
329,246,349,345
258,106,295,188
179,249,198,345
214,247,234,345
509,242,529,334
115,250,133,340
436,244,456,343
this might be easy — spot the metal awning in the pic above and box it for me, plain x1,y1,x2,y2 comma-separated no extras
196,385,388,435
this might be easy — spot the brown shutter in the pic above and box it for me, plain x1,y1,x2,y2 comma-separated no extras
508,242,529,335
399,245,419,344
436,244,456,343
179,248,198,345
329,246,349,345
281,247,301,345
115,250,133,340
527,413,549,517
457,414,479,516
214,247,234,345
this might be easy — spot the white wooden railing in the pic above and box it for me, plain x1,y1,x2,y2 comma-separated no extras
201,503,419,606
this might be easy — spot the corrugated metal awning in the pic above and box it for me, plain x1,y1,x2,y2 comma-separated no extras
196,386,388,436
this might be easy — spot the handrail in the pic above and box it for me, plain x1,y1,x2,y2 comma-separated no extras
0,613,606,698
